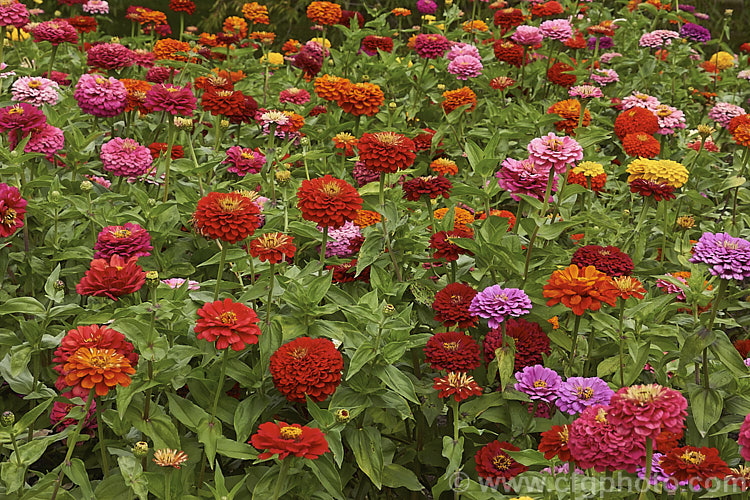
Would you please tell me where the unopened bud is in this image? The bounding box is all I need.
[53,280,65,291]
[388,102,397,110]
[361,74,369,81]
[145,270,159,287]
[335,409,350,423]
[80,180,93,192]
[132,441,149,458]
[437,83,446,90]
[383,304,396,316]
[220,119,229,129]
[299,136,310,146]
[174,116,193,129]
[275,170,291,183]
[1,411,14,426]
[49,190,61,202]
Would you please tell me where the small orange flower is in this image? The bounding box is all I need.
[223,16,248,38]
[434,207,474,232]
[307,1,342,25]
[547,316,560,329]
[153,449,189,468]
[242,2,270,24]
[249,31,275,44]
[547,99,590,134]
[248,232,296,264]
[199,32,221,47]
[63,347,135,396]
[430,158,458,176]
[352,209,381,228]
[282,39,302,55]
[392,7,411,16]
[542,264,619,315]
[442,87,477,114]
[332,132,358,156]
[462,20,489,33]
[153,38,191,61]
[336,82,384,117]
[612,276,647,300]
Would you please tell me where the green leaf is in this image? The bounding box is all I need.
[690,387,723,438]
[1,462,24,494]
[307,454,344,499]
[495,338,515,392]
[382,463,423,491]
[197,418,221,466]
[166,392,209,432]
[356,232,383,277]
[377,364,419,404]
[0,297,46,316]
[346,342,377,380]
[710,332,749,378]
[623,341,650,386]
[64,458,93,499]
[718,176,746,192]
[216,437,257,460]
[344,426,384,489]
[118,456,148,500]
[504,449,548,466]
[306,397,336,428]
[234,393,269,442]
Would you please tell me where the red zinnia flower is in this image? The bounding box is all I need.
[0,182,27,238]
[660,446,730,489]
[474,441,528,482]
[734,339,750,358]
[361,35,393,55]
[539,425,572,461]
[483,318,551,370]
[201,88,244,116]
[248,232,295,264]
[297,175,362,229]
[195,298,262,351]
[612,276,646,300]
[429,228,474,262]
[76,255,145,301]
[547,61,576,87]
[357,132,416,174]
[433,372,482,401]
[192,192,261,243]
[432,282,478,329]
[63,347,135,396]
[413,128,441,151]
[493,8,523,31]
[169,0,196,14]
[423,331,481,372]
[269,336,343,402]
[250,421,329,460]
[656,428,682,453]
[571,245,634,277]
[531,0,563,18]
[402,175,452,201]
[327,259,370,283]
[493,40,525,67]
[629,178,675,201]
[148,142,184,160]
[622,133,660,158]
[614,107,659,140]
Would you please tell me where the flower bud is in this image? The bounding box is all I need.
[132,441,149,458]
[220,119,229,130]
[437,83,445,90]
[335,409,350,423]
[53,280,65,291]
[676,215,695,229]
[275,170,291,184]
[1,410,14,426]
[49,190,61,202]
[300,136,310,147]
[361,74,369,81]
[174,116,193,129]
[110,37,120,44]
[145,270,159,287]
[383,304,396,316]
[388,102,397,110]
[80,180,93,192]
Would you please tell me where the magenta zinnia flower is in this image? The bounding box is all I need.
[0,103,46,133]
[319,221,362,258]
[414,33,450,59]
[94,222,153,260]
[496,157,557,201]
[689,232,750,280]
[527,133,583,174]
[100,137,153,177]
[739,414,750,461]
[447,43,480,61]
[86,43,134,71]
[606,384,687,441]
[278,88,311,105]
[144,83,196,116]
[74,74,127,117]
[447,55,483,80]
[511,25,543,46]
[25,124,64,159]
[222,146,265,176]
[0,182,26,238]
[514,364,562,402]
[468,285,532,328]
[31,19,79,45]
[11,76,60,106]
[0,1,29,29]
[555,376,614,415]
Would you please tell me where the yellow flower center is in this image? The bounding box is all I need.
[28,80,42,88]
[320,182,341,197]
[7,106,23,115]
[3,208,17,224]
[595,408,607,423]
[112,229,132,238]
[576,386,594,400]
[280,426,303,439]
[443,341,459,351]
[289,347,308,360]
[492,454,512,471]
[218,311,237,324]
[217,197,242,212]
[680,450,705,465]
[533,380,547,388]
[165,87,181,93]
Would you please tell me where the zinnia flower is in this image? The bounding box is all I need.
[0,1,28,29]
[87,43,134,71]
[195,298,261,351]
[153,449,189,468]
[94,222,152,260]
[31,19,78,45]
[250,421,329,460]
[542,264,619,315]
[447,55,483,80]
[567,161,606,192]
[511,25,543,46]
[192,192,261,244]
[248,232,295,264]
[442,87,477,114]
[514,365,562,402]
[0,182,27,238]
[63,347,135,396]
[306,1,341,25]
[222,146,265,176]
[659,446,730,489]
[429,228,474,262]
[269,336,343,402]
[483,318,550,370]
[433,372,483,401]
[432,282,478,329]
[606,384,687,441]
[50,392,97,431]
[614,107,660,139]
[357,132,416,174]
[622,133,660,158]
[297,175,362,229]
[739,414,750,462]
[144,83,197,116]
[413,33,450,59]
[571,245,633,277]
[100,137,152,177]
[469,286,532,328]
[74,74,127,118]
[612,276,647,300]
[423,331,481,372]
[539,425,571,461]
[336,82,384,116]
[402,176,452,201]
[474,441,528,482]
[76,255,146,300]
[496,157,557,201]
[527,133,583,174]
[11,76,60,107]
[689,232,750,280]
[555,377,614,414]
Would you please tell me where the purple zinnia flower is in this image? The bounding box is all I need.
[94,222,153,260]
[689,232,750,280]
[447,55,483,80]
[680,22,710,43]
[11,76,60,106]
[468,285,532,328]
[416,0,437,15]
[514,365,562,402]
[74,74,127,118]
[708,102,746,128]
[555,376,614,415]
[527,132,583,174]
[511,25,543,46]
[414,33,450,59]
[587,36,613,51]
[100,137,153,177]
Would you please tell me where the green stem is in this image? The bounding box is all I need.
[319,227,329,265]
[577,100,588,131]
[425,197,436,235]
[8,428,22,466]
[161,120,176,203]
[539,167,556,218]
[702,279,728,389]
[638,438,653,500]
[47,44,59,78]
[96,397,109,477]
[0,26,5,67]
[569,315,582,376]
[512,199,524,235]
[451,398,461,500]
[266,263,275,327]
[214,244,227,301]
[522,225,539,283]
[661,200,669,261]
[165,469,172,500]
[271,459,291,500]
[379,173,403,281]
[209,349,228,425]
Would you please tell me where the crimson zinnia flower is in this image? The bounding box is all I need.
[93,222,152,260]
[483,318,550,370]
[248,232,295,263]
[250,421,329,460]
[433,372,482,401]
[402,175,452,201]
[474,441,528,482]
[76,255,146,300]
[195,298,262,351]
[432,282,478,329]
[296,175,362,229]
[193,192,261,243]
[629,178,675,201]
[660,446,731,489]
[539,424,572,461]
[607,384,687,441]
[0,182,27,238]
[357,132,416,173]
[429,228,474,262]
[571,245,634,277]
[63,347,135,396]
[423,331,480,372]
[201,88,244,116]
[269,336,343,402]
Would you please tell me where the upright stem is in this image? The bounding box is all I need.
[451,398,461,500]
[319,227,329,265]
[512,199,524,235]
[569,315,582,376]
[271,459,291,500]
[161,120,176,203]
[214,244,227,301]
[96,397,109,477]
[617,300,626,387]
[638,438,654,500]
[379,173,403,281]
[702,279,728,389]
[0,26,5,67]
[425,197,436,235]
[661,200,669,261]
[165,469,173,500]
[47,44,59,78]
[209,349,228,425]
[266,263,275,327]
[539,168,556,217]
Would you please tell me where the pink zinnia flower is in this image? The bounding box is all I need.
[278,87,310,105]
[100,137,152,177]
[446,42,480,61]
[0,102,46,133]
[527,132,583,174]
[539,19,573,41]
[31,19,79,45]
[447,55,483,80]
[606,384,687,441]
[740,414,750,461]
[569,84,603,99]
[511,25,543,46]
[414,33,450,59]
[708,102,746,128]
[599,52,622,63]
[591,68,619,85]
[654,104,686,135]
[161,278,200,290]
[86,175,111,188]
[25,123,64,159]
[319,220,361,258]
[622,91,660,112]
[222,146,265,176]
[11,76,60,106]
[496,157,557,201]
[94,222,152,260]
[131,49,155,68]
[74,74,127,117]
[87,43,134,70]
[0,1,28,28]
[83,0,109,14]
[144,83,196,116]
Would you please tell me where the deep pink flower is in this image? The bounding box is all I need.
[74,74,127,117]
[100,137,152,177]
[739,413,750,461]
[496,157,557,201]
[94,222,152,260]
[0,182,26,238]
[31,19,78,45]
[0,1,28,28]
[527,132,583,174]
[87,43,134,70]
[414,33,450,59]
[25,124,64,159]
[222,146,265,176]
[144,83,196,116]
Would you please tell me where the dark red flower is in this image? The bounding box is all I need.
[660,446,731,489]
[531,0,563,18]
[432,282,478,329]
[357,132,416,174]
[76,255,145,301]
[361,35,393,55]
[474,441,528,482]
[250,421,329,460]
[614,107,660,140]
[65,16,96,34]
[248,232,295,264]
[547,61,576,87]
[297,175,362,229]
[308,104,327,117]
[493,8,524,31]
[564,30,587,49]
[429,228,474,262]
[424,331,481,372]
[402,175,452,201]
[539,425,571,461]
[195,298,262,351]
[93,222,152,260]
[269,336,343,402]
[655,429,682,453]
[629,178,675,201]
[338,10,364,27]
[327,259,370,283]
[228,93,259,124]
[734,339,750,358]
[483,318,551,370]
[169,0,196,14]
[148,142,184,160]
[0,182,27,238]
[192,192,261,243]
[413,128,440,151]
[201,88,244,116]
[571,245,634,277]
[493,39,525,67]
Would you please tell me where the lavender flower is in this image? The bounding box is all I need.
[468,285,532,328]
[514,365,562,402]
[555,376,614,415]
[689,232,750,280]
[680,22,711,43]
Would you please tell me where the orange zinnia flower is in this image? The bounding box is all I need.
[314,74,352,102]
[306,1,342,25]
[430,158,458,176]
[248,232,296,264]
[241,2,270,24]
[153,449,189,468]
[153,38,191,61]
[336,82,384,116]
[542,264,619,315]
[223,16,248,38]
[63,347,135,396]
[442,87,477,114]
[612,276,647,300]
[121,78,153,114]
[352,209,381,228]
[392,7,411,16]
[547,99,590,134]
[434,207,475,231]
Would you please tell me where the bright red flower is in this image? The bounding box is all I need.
[201,88,244,116]
[192,192,261,243]
[357,132,416,174]
[547,61,576,87]
[493,39,525,67]
[614,107,660,139]
[429,228,474,262]
[629,178,675,201]
[539,425,572,461]
[195,298,262,351]
[660,446,730,489]
[474,441,528,482]
[433,372,482,401]
[493,8,523,31]
[269,336,343,402]
[483,318,550,370]
[297,175,362,229]
[148,142,184,160]
[63,347,135,397]
[0,182,27,238]
[248,232,295,264]
[432,282,478,329]
[424,331,481,372]
[76,255,145,301]
[531,0,563,18]
[250,421,329,460]
[622,133,660,158]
